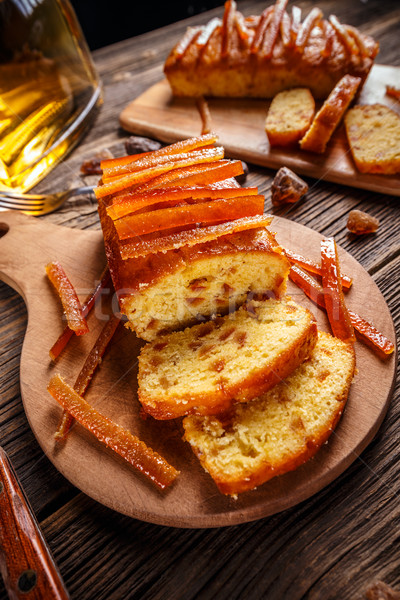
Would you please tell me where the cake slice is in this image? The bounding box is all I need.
[100,200,290,341]
[164,0,378,99]
[183,331,355,495]
[265,88,315,146]
[138,298,317,419]
[344,104,400,174]
[299,74,361,153]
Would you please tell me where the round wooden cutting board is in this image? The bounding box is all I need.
[0,211,396,528]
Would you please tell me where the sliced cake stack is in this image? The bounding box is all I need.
[95,134,356,496]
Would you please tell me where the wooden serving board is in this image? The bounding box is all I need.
[0,211,396,528]
[120,64,400,197]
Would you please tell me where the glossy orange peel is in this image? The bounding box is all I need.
[55,314,120,440]
[48,374,179,489]
[49,268,111,360]
[114,195,265,240]
[320,238,355,343]
[46,261,89,336]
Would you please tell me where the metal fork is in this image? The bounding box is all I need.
[0,185,95,216]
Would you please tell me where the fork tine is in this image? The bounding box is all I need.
[0,191,45,200]
[0,196,44,210]
[0,199,44,212]
[0,196,44,207]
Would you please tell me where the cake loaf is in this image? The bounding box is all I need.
[183,331,356,496]
[96,134,290,341]
[138,298,317,419]
[164,0,378,99]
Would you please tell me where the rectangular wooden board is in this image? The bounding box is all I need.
[119,64,400,197]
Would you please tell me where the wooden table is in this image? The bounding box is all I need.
[1,1,399,598]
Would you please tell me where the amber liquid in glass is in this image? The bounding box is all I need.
[0,0,102,191]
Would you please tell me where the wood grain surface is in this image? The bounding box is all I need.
[0,210,395,527]
[0,0,399,598]
[120,65,400,197]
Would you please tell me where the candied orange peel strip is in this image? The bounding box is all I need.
[133,160,243,192]
[48,374,179,489]
[289,265,394,359]
[196,97,213,135]
[221,0,236,57]
[262,0,288,57]
[347,310,395,359]
[235,12,252,43]
[295,7,322,51]
[320,238,355,343]
[251,6,273,52]
[102,147,223,182]
[320,20,335,58]
[114,195,265,240]
[196,17,222,49]
[291,5,302,39]
[46,261,89,336]
[95,148,225,198]
[49,268,111,361]
[329,15,359,55]
[119,215,273,259]
[174,26,202,59]
[55,314,121,440]
[101,133,217,173]
[280,11,292,47]
[282,247,352,290]
[107,186,258,220]
[386,86,400,100]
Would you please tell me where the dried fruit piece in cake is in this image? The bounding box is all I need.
[183,331,355,495]
[137,298,317,419]
[300,74,361,153]
[344,104,400,174]
[265,88,315,146]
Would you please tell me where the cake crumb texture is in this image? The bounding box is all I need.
[183,331,355,495]
[138,298,317,419]
[344,104,400,174]
[265,88,315,146]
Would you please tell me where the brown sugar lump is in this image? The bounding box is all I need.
[265,88,315,146]
[183,331,355,496]
[346,209,379,234]
[344,104,400,174]
[271,167,309,206]
[138,298,318,420]
[300,74,362,153]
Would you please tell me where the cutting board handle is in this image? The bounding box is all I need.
[0,211,46,298]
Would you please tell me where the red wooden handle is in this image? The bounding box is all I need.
[0,447,70,600]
